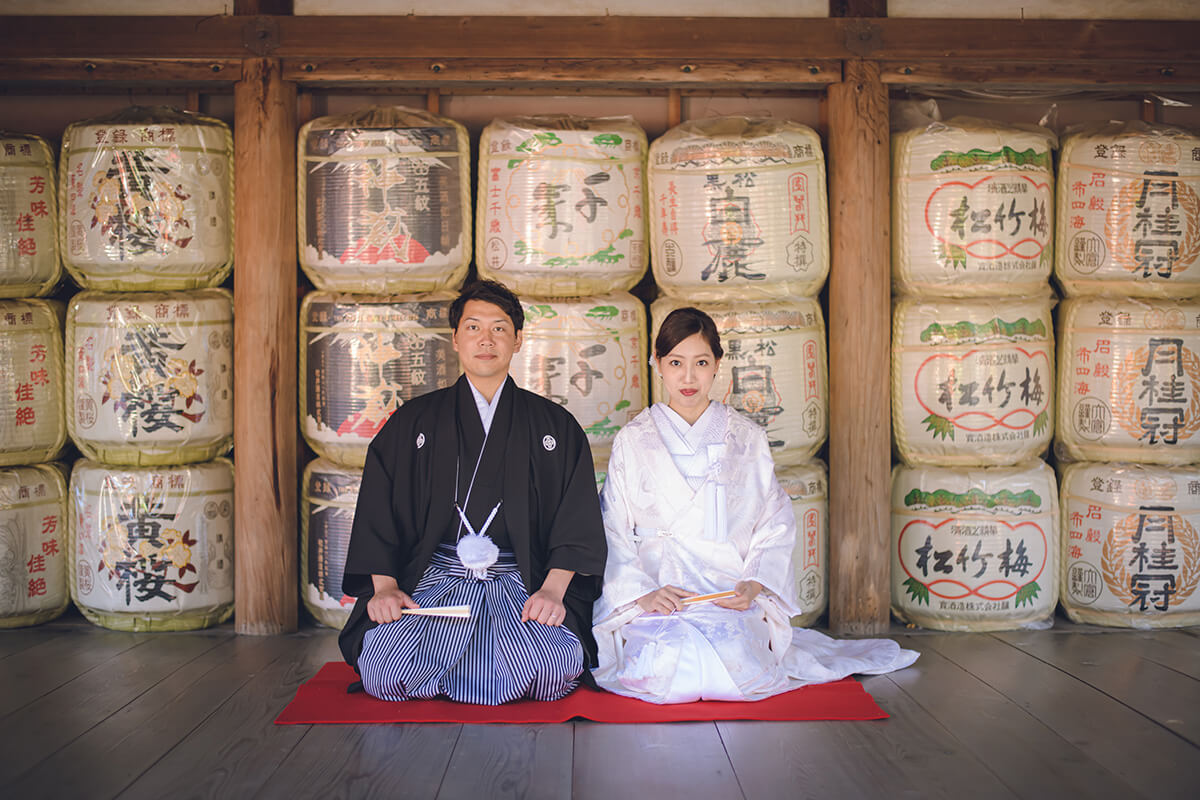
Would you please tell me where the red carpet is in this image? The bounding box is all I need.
[275,662,888,724]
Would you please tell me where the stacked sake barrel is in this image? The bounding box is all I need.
[59,107,236,631]
[1055,122,1200,628]
[890,117,1060,631]
[298,107,470,628]
[480,116,650,459]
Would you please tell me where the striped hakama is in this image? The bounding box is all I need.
[358,545,584,704]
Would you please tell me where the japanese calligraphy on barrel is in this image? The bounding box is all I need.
[477,115,648,296]
[511,293,647,452]
[69,458,234,631]
[0,299,66,467]
[893,295,1055,466]
[1060,462,1200,628]
[301,458,359,630]
[1057,297,1200,464]
[650,297,827,466]
[1,132,60,298]
[0,464,69,628]
[893,118,1056,297]
[891,459,1059,631]
[298,106,470,294]
[1056,122,1200,298]
[66,290,234,466]
[301,291,459,467]
[650,117,829,300]
[777,459,828,627]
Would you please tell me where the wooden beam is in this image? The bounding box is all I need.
[667,89,682,129]
[827,60,891,636]
[0,59,240,84]
[234,58,298,635]
[880,60,1200,89]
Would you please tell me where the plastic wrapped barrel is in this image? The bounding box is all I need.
[777,459,828,627]
[891,459,1058,631]
[1060,462,1200,629]
[892,117,1056,297]
[58,106,233,291]
[66,290,233,466]
[477,115,648,296]
[301,291,459,467]
[893,295,1054,466]
[69,458,234,632]
[650,117,829,300]
[1,132,60,298]
[511,293,647,452]
[1056,122,1200,298]
[0,299,66,467]
[0,464,69,628]
[301,458,360,630]
[298,106,470,294]
[1057,297,1200,465]
[651,297,827,465]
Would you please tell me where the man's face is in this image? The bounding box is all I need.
[452,299,523,383]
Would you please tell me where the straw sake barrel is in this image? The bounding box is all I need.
[892,295,1054,466]
[1056,122,1200,298]
[0,464,69,628]
[58,107,233,290]
[891,459,1058,631]
[301,291,459,467]
[0,299,66,467]
[650,117,829,300]
[777,459,828,627]
[1057,297,1200,465]
[0,132,60,298]
[593,446,610,494]
[892,117,1056,297]
[301,458,360,630]
[1060,462,1200,628]
[66,290,233,466]
[511,293,647,452]
[298,106,470,294]
[69,458,234,632]
[651,297,827,465]
[477,115,648,296]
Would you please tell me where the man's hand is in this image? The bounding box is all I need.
[636,585,697,615]
[522,568,574,626]
[367,574,419,623]
[713,580,762,611]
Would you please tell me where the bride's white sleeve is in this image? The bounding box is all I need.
[738,429,801,616]
[594,435,659,621]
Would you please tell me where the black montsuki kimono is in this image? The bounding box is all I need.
[339,375,608,674]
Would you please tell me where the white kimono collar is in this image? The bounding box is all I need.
[652,401,727,455]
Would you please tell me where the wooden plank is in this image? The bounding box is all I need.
[926,633,1199,797]
[827,59,890,635]
[0,630,148,719]
[233,57,299,635]
[0,59,240,83]
[437,725,572,800]
[1126,630,1200,680]
[572,722,743,800]
[879,60,1200,88]
[0,628,61,659]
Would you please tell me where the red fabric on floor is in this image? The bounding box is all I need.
[274,662,888,724]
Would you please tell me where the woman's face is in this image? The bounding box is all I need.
[659,332,720,418]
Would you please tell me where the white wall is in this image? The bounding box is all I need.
[0,0,229,13]
[293,1,828,16]
[890,0,1200,20]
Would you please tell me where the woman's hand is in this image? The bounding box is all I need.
[636,585,697,615]
[714,580,762,611]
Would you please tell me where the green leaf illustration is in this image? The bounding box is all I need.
[593,133,622,147]
[614,399,631,411]
[586,305,619,320]
[617,228,634,240]
[527,304,557,321]
[923,413,956,441]
[1033,410,1049,436]
[903,577,930,606]
[588,245,624,264]
[1014,581,1041,608]
[938,241,968,270]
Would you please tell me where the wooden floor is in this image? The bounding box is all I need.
[1,610,1197,800]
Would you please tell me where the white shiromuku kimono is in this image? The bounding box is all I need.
[592,402,917,703]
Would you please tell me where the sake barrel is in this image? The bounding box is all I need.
[650,117,829,300]
[0,299,66,467]
[1056,122,1200,298]
[0,464,69,628]
[892,117,1056,297]
[650,297,827,465]
[301,458,359,630]
[66,290,234,466]
[777,459,828,627]
[1060,462,1200,628]
[1057,297,1200,464]
[892,295,1054,467]
[1,132,60,298]
[891,459,1059,631]
[59,106,233,290]
[298,106,470,294]
[512,293,647,451]
[69,458,234,632]
[477,115,648,296]
[301,291,459,467]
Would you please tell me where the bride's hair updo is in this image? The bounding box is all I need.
[654,307,723,361]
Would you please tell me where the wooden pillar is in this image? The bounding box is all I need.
[827,60,890,635]
[234,58,298,634]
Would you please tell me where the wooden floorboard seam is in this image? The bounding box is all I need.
[715,719,764,800]
[433,721,468,797]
